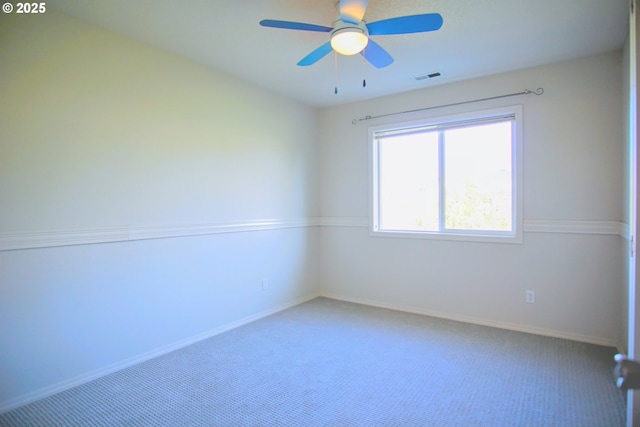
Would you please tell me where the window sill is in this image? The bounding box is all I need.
[370,228,523,244]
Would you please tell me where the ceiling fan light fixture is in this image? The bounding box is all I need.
[331,27,369,55]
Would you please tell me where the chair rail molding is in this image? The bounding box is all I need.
[0,218,319,251]
[0,217,626,251]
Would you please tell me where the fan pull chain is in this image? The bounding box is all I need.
[334,51,339,94]
[362,51,367,88]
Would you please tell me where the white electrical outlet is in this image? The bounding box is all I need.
[525,290,535,304]
[261,278,269,291]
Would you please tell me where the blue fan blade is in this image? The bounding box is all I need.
[367,13,443,35]
[361,39,393,68]
[339,0,368,24]
[260,19,332,33]
[297,42,333,66]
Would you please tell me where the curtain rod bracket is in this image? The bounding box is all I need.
[351,88,544,125]
[525,88,544,95]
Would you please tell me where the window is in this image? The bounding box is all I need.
[370,106,523,243]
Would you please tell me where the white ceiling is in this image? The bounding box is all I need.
[50,0,629,108]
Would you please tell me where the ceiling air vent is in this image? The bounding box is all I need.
[414,72,441,81]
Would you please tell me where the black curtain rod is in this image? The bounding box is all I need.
[351,88,544,125]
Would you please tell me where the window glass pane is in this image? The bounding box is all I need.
[378,131,439,231]
[443,121,512,231]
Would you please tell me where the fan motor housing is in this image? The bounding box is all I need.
[331,19,369,38]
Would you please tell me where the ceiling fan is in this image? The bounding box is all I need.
[259,0,443,69]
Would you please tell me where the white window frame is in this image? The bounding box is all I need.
[369,105,523,244]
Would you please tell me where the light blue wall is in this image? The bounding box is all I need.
[0,9,319,407]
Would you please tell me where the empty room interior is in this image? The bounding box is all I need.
[2,0,640,425]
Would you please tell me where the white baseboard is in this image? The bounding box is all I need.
[0,293,320,414]
[320,292,619,348]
